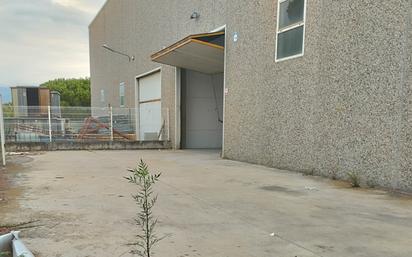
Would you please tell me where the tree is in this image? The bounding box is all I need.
[40,78,91,107]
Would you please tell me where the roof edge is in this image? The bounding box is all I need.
[151,32,225,60]
[89,0,111,28]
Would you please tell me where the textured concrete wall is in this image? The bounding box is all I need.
[90,0,412,191]
[402,0,412,191]
[223,0,412,191]
[312,0,412,190]
[224,0,322,170]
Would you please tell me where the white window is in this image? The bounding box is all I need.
[119,82,125,107]
[276,0,307,61]
[100,89,105,103]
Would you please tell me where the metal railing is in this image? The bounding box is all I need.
[1,105,170,143]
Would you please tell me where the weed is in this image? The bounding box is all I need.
[347,171,361,188]
[0,220,40,234]
[303,168,316,176]
[366,179,376,188]
[329,169,338,180]
[125,160,162,257]
[0,251,11,257]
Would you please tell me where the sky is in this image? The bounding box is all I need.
[0,0,106,87]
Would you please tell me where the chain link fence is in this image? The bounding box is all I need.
[2,106,169,143]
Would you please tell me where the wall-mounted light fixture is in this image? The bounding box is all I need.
[102,44,135,62]
[190,11,200,20]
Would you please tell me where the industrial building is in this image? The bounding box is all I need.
[11,86,61,117]
[89,0,412,191]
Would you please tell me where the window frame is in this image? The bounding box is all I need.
[275,0,307,62]
[119,82,125,107]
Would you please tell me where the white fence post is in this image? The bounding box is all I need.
[109,106,114,141]
[48,105,52,143]
[135,105,139,141]
[0,95,6,166]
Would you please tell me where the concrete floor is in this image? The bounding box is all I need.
[1,150,412,257]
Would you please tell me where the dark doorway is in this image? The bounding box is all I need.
[181,69,224,149]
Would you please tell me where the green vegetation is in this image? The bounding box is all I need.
[303,168,315,176]
[40,78,91,107]
[347,171,361,188]
[329,169,338,180]
[2,103,14,117]
[125,160,162,257]
[0,251,11,257]
[0,220,40,234]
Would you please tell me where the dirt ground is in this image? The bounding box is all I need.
[1,150,412,257]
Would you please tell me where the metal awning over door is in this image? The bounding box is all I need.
[151,32,224,74]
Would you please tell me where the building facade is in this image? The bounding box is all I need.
[89,0,412,191]
[11,86,61,117]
